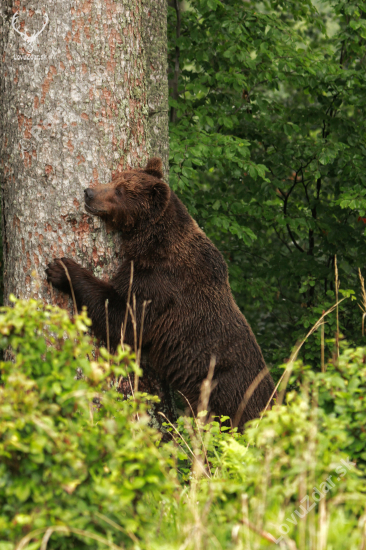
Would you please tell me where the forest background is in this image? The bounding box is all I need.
[2,1,366,549]
[168,0,366,376]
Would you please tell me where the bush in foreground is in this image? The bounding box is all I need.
[0,298,175,550]
[0,298,366,549]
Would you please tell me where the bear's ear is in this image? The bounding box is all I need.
[144,157,163,179]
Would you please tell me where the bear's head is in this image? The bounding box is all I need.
[84,158,171,231]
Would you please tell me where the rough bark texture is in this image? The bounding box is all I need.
[0,0,175,428]
[143,0,169,177]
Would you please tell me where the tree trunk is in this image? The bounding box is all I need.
[143,0,169,175]
[0,0,176,428]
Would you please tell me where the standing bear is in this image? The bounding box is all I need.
[46,158,275,427]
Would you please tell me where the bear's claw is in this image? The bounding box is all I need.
[46,257,75,291]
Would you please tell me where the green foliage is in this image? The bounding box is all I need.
[168,0,366,369]
[156,359,366,549]
[0,298,175,550]
[1,299,366,549]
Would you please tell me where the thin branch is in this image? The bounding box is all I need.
[273,226,293,254]
[283,170,305,252]
[300,166,311,205]
[286,224,304,253]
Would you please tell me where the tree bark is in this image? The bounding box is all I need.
[143,0,169,176]
[0,0,176,428]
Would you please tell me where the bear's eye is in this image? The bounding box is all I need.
[115,187,123,197]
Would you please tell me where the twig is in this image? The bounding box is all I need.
[59,260,78,316]
[40,527,55,550]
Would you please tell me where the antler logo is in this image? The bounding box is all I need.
[12,10,49,53]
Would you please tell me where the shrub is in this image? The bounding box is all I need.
[0,297,176,550]
[1,297,366,550]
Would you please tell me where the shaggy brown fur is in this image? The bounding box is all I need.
[46,158,275,427]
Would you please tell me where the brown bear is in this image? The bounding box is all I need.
[46,158,275,427]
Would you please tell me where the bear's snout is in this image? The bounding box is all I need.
[84,188,95,200]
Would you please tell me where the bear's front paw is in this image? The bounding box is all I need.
[45,257,78,292]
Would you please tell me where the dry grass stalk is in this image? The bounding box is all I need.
[239,517,292,546]
[16,525,124,550]
[318,497,327,550]
[157,411,210,479]
[256,297,346,426]
[127,301,139,392]
[359,505,366,550]
[95,512,140,544]
[308,397,318,550]
[241,494,250,548]
[89,400,94,425]
[233,367,269,429]
[105,298,110,357]
[59,260,78,316]
[121,260,134,348]
[138,300,151,358]
[177,390,212,476]
[358,268,366,337]
[117,261,134,396]
[197,355,216,418]
[320,313,325,373]
[298,471,306,549]
[335,255,340,358]
[127,296,138,354]
[191,359,217,480]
